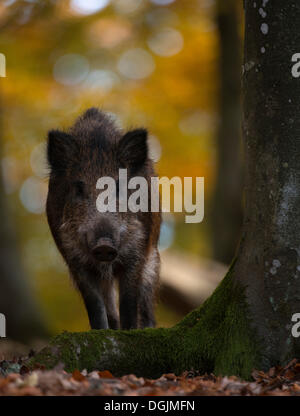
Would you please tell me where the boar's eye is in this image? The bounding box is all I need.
[74,181,86,199]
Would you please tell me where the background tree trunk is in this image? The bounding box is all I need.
[0,91,47,342]
[28,1,300,378]
[211,0,243,265]
[0,174,47,342]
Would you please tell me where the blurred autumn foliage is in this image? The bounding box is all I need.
[0,0,242,336]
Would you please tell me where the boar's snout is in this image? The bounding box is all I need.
[84,220,119,262]
[92,238,117,262]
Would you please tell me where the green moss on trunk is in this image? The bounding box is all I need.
[27,267,261,380]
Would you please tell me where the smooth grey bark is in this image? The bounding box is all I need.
[211,0,243,264]
[231,0,300,369]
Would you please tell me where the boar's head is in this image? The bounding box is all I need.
[46,108,154,270]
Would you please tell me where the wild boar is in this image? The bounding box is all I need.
[46,108,161,330]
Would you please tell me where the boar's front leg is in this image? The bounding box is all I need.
[76,279,109,330]
[100,279,119,330]
[138,249,160,329]
[119,272,139,330]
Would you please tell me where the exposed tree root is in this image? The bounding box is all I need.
[27,266,260,380]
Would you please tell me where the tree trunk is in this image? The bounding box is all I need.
[0,174,48,342]
[233,0,300,369]
[28,1,300,378]
[0,89,48,342]
[211,0,243,264]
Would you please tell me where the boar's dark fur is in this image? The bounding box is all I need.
[46,108,161,330]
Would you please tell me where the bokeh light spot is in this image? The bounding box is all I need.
[70,0,110,15]
[53,54,89,86]
[3,0,17,6]
[84,70,120,92]
[159,214,175,251]
[87,18,132,49]
[179,111,215,135]
[151,0,175,5]
[19,176,48,214]
[117,48,155,80]
[114,0,142,15]
[146,8,179,27]
[148,27,183,57]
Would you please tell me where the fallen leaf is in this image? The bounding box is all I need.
[98,370,114,379]
[72,369,86,382]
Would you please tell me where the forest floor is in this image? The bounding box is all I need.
[0,355,300,396]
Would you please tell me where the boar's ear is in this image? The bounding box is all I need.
[118,128,148,171]
[47,129,73,174]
